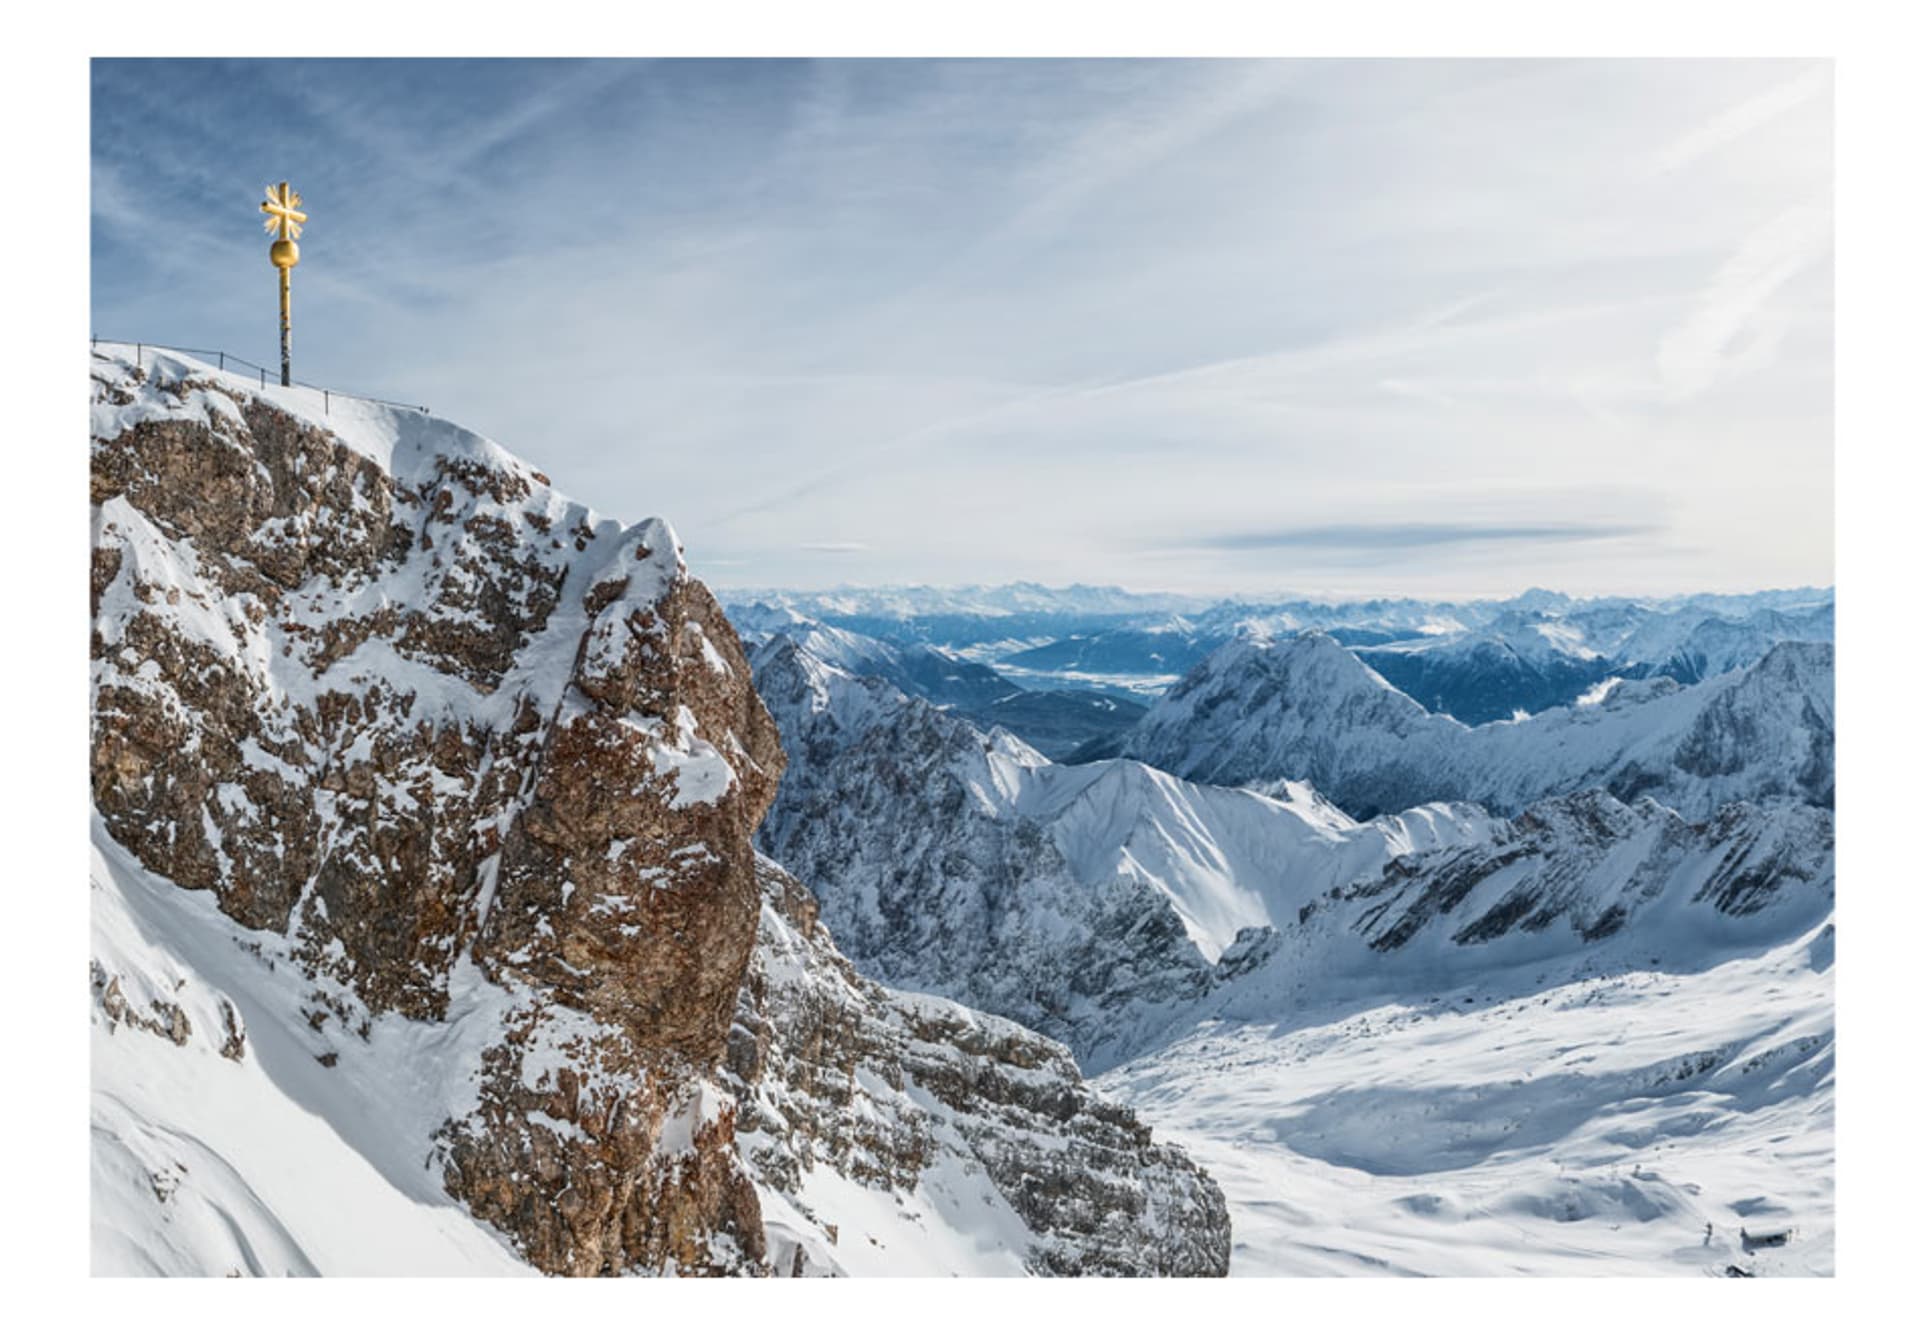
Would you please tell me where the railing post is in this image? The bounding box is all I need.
[324,389,330,415]
[135,343,142,369]
[219,352,225,371]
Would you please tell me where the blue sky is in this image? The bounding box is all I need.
[91,58,1832,597]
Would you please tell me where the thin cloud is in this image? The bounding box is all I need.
[1657,204,1831,399]
[1653,63,1829,173]
[800,540,870,553]
[1192,521,1662,551]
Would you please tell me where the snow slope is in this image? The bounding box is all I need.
[1100,923,1834,1276]
[1095,786,1834,1276]
[91,820,535,1276]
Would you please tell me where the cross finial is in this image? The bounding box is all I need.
[261,181,307,242]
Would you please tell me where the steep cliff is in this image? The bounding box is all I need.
[728,858,1229,1275]
[88,346,1227,1276]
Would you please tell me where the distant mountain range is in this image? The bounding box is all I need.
[721,584,1834,728]
[727,603,1145,758]
[1100,632,1832,820]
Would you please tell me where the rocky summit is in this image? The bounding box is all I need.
[87,346,1229,1277]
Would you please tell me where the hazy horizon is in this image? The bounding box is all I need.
[705,575,1835,605]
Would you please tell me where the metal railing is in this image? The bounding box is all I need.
[91,337,430,416]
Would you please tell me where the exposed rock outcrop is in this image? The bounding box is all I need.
[729,858,1230,1276]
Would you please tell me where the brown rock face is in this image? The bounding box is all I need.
[476,576,782,1065]
[91,349,782,1272]
[440,1027,768,1275]
[444,574,786,1273]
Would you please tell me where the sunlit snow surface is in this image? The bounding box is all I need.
[1097,923,1833,1276]
[90,820,536,1276]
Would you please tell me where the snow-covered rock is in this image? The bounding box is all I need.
[1201,791,1833,1019]
[1610,602,1835,684]
[728,857,1229,1276]
[1353,611,1615,724]
[89,346,1227,1276]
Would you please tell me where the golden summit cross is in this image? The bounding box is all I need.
[260,181,306,241]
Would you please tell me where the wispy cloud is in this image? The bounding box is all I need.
[1657,204,1831,399]
[89,160,148,236]
[800,540,869,553]
[1653,63,1830,173]
[1189,521,1662,552]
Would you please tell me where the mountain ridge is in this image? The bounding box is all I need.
[88,345,1229,1276]
[1110,632,1833,819]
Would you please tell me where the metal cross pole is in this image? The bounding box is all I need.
[278,264,292,386]
[261,182,307,388]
